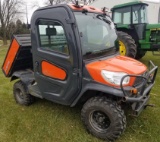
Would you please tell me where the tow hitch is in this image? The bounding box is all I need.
[145,104,155,108]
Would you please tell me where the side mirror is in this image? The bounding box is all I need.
[46,27,57,36]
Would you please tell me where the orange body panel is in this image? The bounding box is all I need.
[68,4,103,13]
[86,55,147,87]
[2,39,20,76]
[41,61,67,80]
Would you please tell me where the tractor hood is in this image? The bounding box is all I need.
[86,55,147,86]
[146,24,160,30]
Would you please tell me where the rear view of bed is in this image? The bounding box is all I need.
[2,34,33,77]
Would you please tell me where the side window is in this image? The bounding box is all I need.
[133,11,138,24]
[113,7,131,25]
[38,20,69,55]
[123,12,130,24]
[114,12,122,24]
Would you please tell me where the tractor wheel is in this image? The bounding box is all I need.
[81,97,126,141]
[13,80,35,106]
[117,31,137,58]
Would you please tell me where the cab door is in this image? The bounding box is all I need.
[31,6,81,105]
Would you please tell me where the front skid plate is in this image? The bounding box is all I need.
[131,95,150,116]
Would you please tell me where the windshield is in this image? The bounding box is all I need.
[75,12,118,59]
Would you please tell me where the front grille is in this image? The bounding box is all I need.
[150,29,160,42]
[133,72,147,86]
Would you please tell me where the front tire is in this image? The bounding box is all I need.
[13,80,35,106]
[81,97,126,141]
[117,31,137,58]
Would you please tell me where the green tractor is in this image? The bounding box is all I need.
[111,1,160,59]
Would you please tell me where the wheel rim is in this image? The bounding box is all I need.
[15,88,24,100]
[89,110,111,133]
[119,40,126,56]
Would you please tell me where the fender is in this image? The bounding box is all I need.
[71,82,124,107]
[11,70,35,85]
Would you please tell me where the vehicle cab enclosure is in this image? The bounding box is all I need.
[30,3,125,106]
[112,1,160,52]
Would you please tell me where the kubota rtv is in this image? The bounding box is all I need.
[2,1,158,141]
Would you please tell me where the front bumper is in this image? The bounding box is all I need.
[120,61,158,116]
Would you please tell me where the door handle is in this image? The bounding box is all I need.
[35,61,39,72]
[73,68,81,77]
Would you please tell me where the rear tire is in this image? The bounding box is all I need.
[117,31,137,58]
[13,80,35,106]
[135,51,147,59]
[81,97,126,141]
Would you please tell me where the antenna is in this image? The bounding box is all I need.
[71,0,95,6]
[71,0,82,7]
[75,0,79,6]
[102,7,110,16]
[84,0,95,5]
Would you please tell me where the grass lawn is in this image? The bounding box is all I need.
[0,46,160,142]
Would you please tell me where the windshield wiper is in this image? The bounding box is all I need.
[85,48,113,55]
[103,18,111,25]
[96,14,111,25]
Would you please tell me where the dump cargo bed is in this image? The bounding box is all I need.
[2,34,33,77]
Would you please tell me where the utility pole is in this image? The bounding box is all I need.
[26,4,29,25]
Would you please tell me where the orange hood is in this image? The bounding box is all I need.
[86,55,147,86]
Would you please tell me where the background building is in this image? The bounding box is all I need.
[90,0,160,24]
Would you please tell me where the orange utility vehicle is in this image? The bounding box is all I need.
[2,1,158,141]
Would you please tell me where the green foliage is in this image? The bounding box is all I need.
[0,0,24,45]
[0,48,160,142]
[0,19,30,40]
[15,19,30,35]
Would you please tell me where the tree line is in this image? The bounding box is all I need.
[0,0,95,45]
[3,19,30,41]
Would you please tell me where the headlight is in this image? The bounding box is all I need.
[101,70,130,85]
